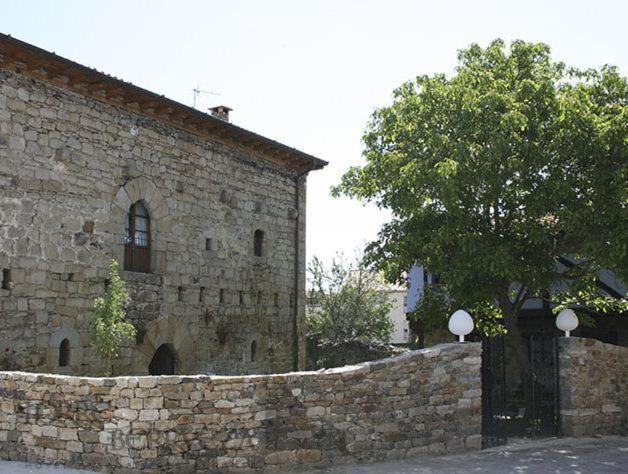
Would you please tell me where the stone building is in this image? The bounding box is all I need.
[0,33,326,376]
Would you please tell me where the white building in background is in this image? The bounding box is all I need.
[384,286,411,343]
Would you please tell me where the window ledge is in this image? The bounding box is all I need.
[121,271,162,286]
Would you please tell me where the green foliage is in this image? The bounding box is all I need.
[91,260,136,376]
[307,254,394,347]
[410,285,506,338]
[552,277,628,327]
[409,284,450,332]
[333,39,627,331]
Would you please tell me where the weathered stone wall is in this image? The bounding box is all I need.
[0,67,307,376]
[0,343,481,472]
[558,337,628,436]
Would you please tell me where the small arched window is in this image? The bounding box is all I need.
[253,230,265,257]
[250,340,257,363]
[59,339,70,367]
[124,201,151,273]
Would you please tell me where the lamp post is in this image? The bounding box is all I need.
[555,308,578,337]
[448,309,474,342]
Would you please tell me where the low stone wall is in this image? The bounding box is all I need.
[559,337,628,436]
[0,343,481,472]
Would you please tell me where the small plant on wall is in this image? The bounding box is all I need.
[91,259,136,376]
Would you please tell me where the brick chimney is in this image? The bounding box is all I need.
[209,105,232,122]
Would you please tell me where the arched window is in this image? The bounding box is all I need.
[58,339,70,367]
[148,344,176,375]
[253,230,265,257]
[250,340,257,363]
[124,201,151,273]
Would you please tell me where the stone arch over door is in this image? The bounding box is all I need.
[110,176,170,274]
[130,315,193,374]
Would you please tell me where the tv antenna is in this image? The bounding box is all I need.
[193,86,220,109]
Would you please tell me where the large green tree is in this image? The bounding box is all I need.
[333,40,627,372]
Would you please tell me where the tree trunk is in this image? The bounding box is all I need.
[498,292,536,428]
[408,317,424,348]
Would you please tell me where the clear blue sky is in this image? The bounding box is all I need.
[2,0,626,265]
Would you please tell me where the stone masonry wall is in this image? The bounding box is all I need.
[0,67,307,376]
[558,337,628,436]
[0,343,481,472]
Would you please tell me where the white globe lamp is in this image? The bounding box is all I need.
[448,309,474,342]
[556,308,578,337]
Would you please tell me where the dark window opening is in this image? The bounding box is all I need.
[250,340,257,363]
[274,292,279,307]
[219,289,225,304]
[239,291,244,305]
[177,286,183,302]
[253,230,265,257]
[58,339,70,367]
[124,201,151,273]
[289,294,294,308]
[257,291,262,304]
[1,269,10,290]
[104,278,110,294]
[205,238,212,251]
[148,344,176,375]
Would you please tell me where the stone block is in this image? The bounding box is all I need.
[214,400,235,409]
[58,428,78,440]
[296,449,322,463]
[139,409,159,421]
[41,426,58,438]
[99,431,112,445]
[144,397,164,409]
[264,450,297,465]
[305,406,326,417]
[66,441,83,453]
[254,409,277,421]
[114,408,138,421]
[465,434,482,449]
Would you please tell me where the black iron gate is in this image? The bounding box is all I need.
[481,334,560,448]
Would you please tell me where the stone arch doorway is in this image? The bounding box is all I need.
[148,344,177,375]
[130,315,194,374]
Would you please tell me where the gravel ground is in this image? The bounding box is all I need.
[0,436,626,473]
